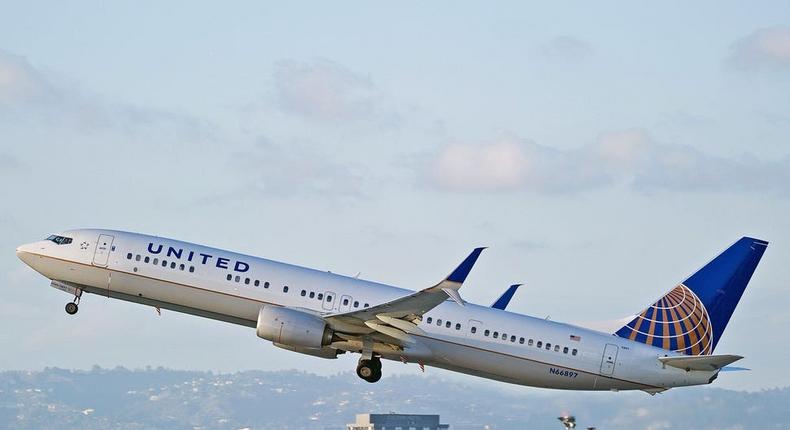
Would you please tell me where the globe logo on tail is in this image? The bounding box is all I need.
[616,284,713,355]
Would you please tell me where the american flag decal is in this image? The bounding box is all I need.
[569,335,581,341]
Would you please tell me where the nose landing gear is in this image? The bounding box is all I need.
[65,289,82,315]
[356,356,382,383]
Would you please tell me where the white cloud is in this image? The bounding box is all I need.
[273,59,387,123]
[431,135,608,193]
[0,48,217,142]
[428,130,790,196]
[727,26,790,71]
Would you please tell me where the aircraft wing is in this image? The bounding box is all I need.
[324,247,485,342]
[658,354,743,371]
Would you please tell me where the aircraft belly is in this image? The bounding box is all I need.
[108,270,261,321]
[417,336,613,390]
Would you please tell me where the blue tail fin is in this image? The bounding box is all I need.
[615,237,768,355]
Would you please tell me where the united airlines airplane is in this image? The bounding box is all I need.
[16,229,767,393]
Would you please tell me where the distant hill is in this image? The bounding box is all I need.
[0,367,787,429]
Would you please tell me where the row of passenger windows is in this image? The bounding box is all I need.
[425,316,463,331]
[224,274,371,308]
[424,316,578,356]
[127,253,195,273]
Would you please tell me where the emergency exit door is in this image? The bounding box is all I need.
[600,343,619,375]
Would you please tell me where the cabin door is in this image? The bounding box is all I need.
[92,234,114,267]
[600,343,619,375]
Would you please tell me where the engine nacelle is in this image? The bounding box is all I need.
[256,306,333,349]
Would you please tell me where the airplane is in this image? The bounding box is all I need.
[16,229,767,393]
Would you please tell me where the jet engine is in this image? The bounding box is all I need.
[256,305,333,349]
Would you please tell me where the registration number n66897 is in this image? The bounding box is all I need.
[549,367,578,378]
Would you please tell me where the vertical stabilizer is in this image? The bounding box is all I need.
[615,237,768,355]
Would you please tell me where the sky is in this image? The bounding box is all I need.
[1,1,789,391]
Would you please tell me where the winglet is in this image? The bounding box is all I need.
[445,247,486,284]
[491,284,522,310]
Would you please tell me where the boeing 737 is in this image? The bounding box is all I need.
[16,229,767,393]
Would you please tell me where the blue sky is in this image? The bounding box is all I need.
[1,2,789,390]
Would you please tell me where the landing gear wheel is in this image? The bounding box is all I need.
[356,357,383,383]
[65,302,79,315]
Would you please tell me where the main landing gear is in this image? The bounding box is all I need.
[65,289,82,315]
[356,356,382,383]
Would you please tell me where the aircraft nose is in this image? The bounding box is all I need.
[16,242,37,260]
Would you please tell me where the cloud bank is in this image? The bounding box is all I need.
[429,130,790,196]
[727,26,790,71]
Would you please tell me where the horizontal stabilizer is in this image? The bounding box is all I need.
[658,354,743,371]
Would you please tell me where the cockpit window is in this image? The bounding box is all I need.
[46,235,73,245]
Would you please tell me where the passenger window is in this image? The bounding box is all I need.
[528,339,534,346]
[455,323,461,330]
[189,266,195,273]
[519,337,525,344]
[563,347,569,354]
[126,253,132,260]
[235,275,240,282]
[254,280,260,287]
[226,274,232,281]
[179,264,185,271]
[471,326,477,334]
[572,349,578,356]
[317,293,323,300]
[364,303,369,308]
[135,255,141,262]
[445,321,451,328]
[326,295,332,302]
[153,258,158,265]
[502,333,507,340]
[162,260,167,267]
[510,335,516,342]
[244,278,250,285]
[554,345,560,352]
[436,319,442,326]
[300,290,306,297]
[426,317,433,324]
[546,343,551,350]
[283,286,289,293]
[264,281,270,289]
[537,341,542,348]
[484,329,490,337]
[493,332,499,339]
[343,298,349,305]
[309,292,315,298]
[170,262,176,269]
[144,256,150,263]
[353,301,359,308]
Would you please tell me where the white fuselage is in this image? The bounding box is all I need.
[16,229,718,392]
